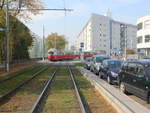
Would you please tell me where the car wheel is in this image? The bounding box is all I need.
[146,93,150,104]
[95,70,99,75]
[107,76,111,84]
[90,67,93,72]
[120,82,127,94]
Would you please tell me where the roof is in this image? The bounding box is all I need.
[127,60,150,66]
[104,59,123,62]
[93,55,109,58]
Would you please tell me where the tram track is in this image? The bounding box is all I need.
[31,65,87,113]
[0,66,57,113]
[0,63,116,113]
[30,67,58,113]
[0,65,48,103]
[68,66,86,113]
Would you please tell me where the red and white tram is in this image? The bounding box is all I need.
[48,49,94,61]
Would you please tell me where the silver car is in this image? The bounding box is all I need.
[90,55,109,75]
[84,58,92,70]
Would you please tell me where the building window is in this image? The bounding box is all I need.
[144,20,150,29]
[137,36,142,43]
[145,35,150,43]
[137,23,143,30]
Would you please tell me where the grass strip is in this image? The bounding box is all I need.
[73,62,85,67]
[0,65,44,96]
[0,64,39,82]
[72,67,117,113]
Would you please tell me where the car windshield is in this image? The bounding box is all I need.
[107,61,122,68]
[85,58,91,62]
[96,57,109,63]
[48,52,54,55]
[146,67,150,78]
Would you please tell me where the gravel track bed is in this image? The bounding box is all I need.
[41,66,81,113]
[0,66,56,113]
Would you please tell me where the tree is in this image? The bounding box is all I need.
[45,33,67,50]
[0,0,44,64]
[70,45,76,51]
[0,0,44,20]
[0,10,34,63]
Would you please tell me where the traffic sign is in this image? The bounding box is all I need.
[80,42,84,48]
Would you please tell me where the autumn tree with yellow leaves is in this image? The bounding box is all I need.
[0,0,44,64]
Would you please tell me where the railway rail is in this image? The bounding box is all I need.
[0,65,48,103]
[68,66,86,113]
[30,65,87,113]
[30,67,58,113]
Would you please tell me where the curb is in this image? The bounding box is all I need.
[78,67,150,113]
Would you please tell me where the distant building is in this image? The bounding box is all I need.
[137,15,150,56]
[29,37,43,58]
[75,13,137,56]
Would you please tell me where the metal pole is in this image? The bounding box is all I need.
[55,35,56,49]
[124,25,127,60]
[42,25,45,61]
[6,0,9,72]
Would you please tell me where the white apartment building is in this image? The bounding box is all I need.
[75,13,137,56]
[137,15,150,55]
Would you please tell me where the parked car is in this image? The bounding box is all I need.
[119,60,150,103]
[99,59,123,84]
[84,58,92,70]
[90,55,109,75]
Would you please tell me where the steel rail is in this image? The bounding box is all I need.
[0,64,42,83]
[68,66,87,113]
[30,68,58,113]
[0,66,48,103]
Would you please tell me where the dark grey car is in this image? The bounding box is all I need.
[119,60,150,103]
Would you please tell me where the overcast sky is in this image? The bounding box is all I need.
[24,0,150,46]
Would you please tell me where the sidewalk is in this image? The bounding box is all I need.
[79,67,150,113]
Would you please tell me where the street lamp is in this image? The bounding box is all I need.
[42,25,45,61]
